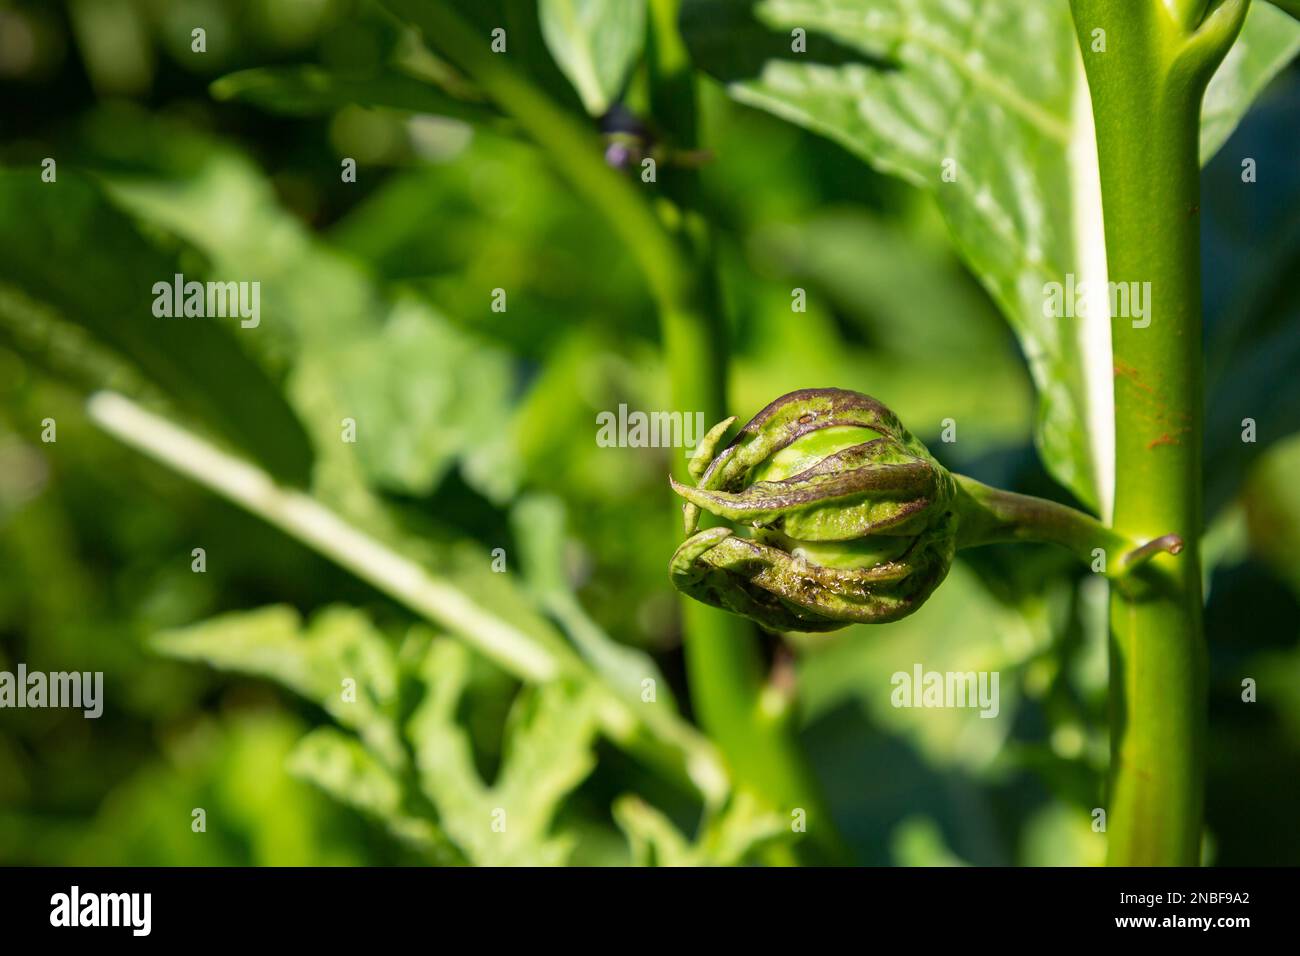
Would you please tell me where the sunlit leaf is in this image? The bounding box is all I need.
[287,727,457,861]
[154,605,405,769]
[77,113,522,501]
[613,790,788,866]
[408,639,602,865]
[539,0,646,114]
[683,0,1300,511]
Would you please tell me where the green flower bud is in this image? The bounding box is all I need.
[669,388,958,631]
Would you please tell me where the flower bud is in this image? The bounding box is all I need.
[669,388,957,631]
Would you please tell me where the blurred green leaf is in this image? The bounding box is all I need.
[1245,434,1300,597]
[683,0,1300,511]
[79,113,522,501]
[323,295,519,500]
[1202,80,1300,516]
[327,127,648,360]
[612,795,693,864]
[154,605,404,769]
[750,211,1006,361]
[797,562,1042,773]
[0,713,370,866]
[408,639,601,865]
[539,0,646,115]
[511,492,677,708]
[390,0,587,113]
[1018,802,1105,866]
[613,790,788,866]
[287,727,457,861]
[1200,5,1300,157]
[211,65,500,123]
[744,209,1034,448]
[0,169,313,485]
[889,816,969,866]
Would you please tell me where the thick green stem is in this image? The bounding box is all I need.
[1069,0,1247,865]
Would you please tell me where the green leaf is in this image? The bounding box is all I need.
[407,639,601,865]
[1018,802,1105,866]
[746,211,1034,447]
[1202,76,1300,516]
[323,295,520,500]
[511,493,677,708]
[0,713,372,866]
[154,605,405,769]
[889,816,970,866]
[797,562,1038,772]
[0,169,313,486]
[613,790,788,866]
[388,0,587,113]
[210,65,500,124]
[325,137,647,362]
[539,0,647,114]
[507,493,735,801]
[1200,4,1300,158]
[1244,434,1300,598]
[287,727,458,861]
[683,0,1300,512]
[1263,0,1300,23]
[77,113,521,501]
[612,796,695,865]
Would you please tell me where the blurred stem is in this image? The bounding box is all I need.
[648,0,845,862]
[1069,0,1246,865]
[380,0,692,313]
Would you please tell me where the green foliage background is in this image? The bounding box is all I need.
[0,0,1297,865]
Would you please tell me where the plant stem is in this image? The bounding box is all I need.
[647,0,845,862]
[1069,0,1247,865]
[954,474,1185,576]
[381,0,690,312]
[386,0,842,858]
[954,475,1134,565]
